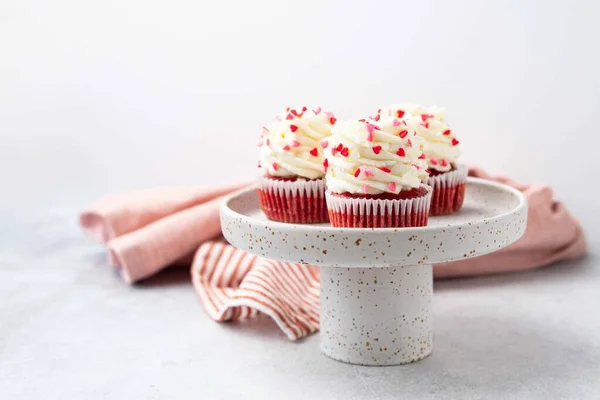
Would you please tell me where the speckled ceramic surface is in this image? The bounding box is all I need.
[221,178,527,268]
[220,177,528,366]
[321,266,433,365]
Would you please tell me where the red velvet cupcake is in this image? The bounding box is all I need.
[258,107,336,223]
[324,119,432,228]
[379,104,466,216]
[426,165,467,216]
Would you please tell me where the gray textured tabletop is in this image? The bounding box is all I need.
[1,207,599,400]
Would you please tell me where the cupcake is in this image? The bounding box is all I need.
[258,107,336,223]
[325,119,432,228]
[379,105,467,216]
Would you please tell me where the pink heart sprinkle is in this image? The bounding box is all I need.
[320,140,329,148]
[314,106,322,115]
[364,169,374,177]
[388,182,397,192]
[291,140,301,147]
[366,123,377,135]
[392,119,401,127]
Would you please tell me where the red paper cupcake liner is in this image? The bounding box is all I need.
[426,164,468,216]
[325,185,432,228]
[258,177,329,224]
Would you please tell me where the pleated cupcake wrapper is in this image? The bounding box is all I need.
[426,164,468,216]
[258,177,329,223]
[325,184,433,228]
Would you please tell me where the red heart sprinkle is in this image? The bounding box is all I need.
[441,159,448,167]
[372,146,382,155]
[358,119,366,123]
[452,138,459,146]
[340,147,349,157]
[430,158,438,165]
[329,117,337,125]
[272,162,279,170]
[396,110,405,118]
[379,167,391,173]
[443,129,452,136]
[286,113,294,120]
[290,125,298,132]
[323,159,329,170]
[418,152,426,159]
[377,108,381,114]
[291,109,298,116]
[373,114,380,122]
[310,147,318,157]
[421,114,433,122]
[354,168,361,178]
[302,106,307,112]
[396,148,406,157]
[283,145,291,151]
[399,130,408,139]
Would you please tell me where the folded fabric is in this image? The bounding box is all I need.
[81,168,586,339]
[433,167,587,278]
[191,241,320,340]
[80,182,250,282]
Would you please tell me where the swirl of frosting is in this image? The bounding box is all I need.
[378,104,461,173]
[325,119,429,195]
[259,107,336,179]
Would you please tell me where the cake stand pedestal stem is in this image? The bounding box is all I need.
[320,265,433,366]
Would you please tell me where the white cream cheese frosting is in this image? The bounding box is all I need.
[259,107,336,179]
[378,104,461,173]
[325,119,429,195]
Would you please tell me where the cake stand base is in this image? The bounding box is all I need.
[320,265,433,366]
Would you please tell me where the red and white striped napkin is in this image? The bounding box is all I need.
[191,241,320,340]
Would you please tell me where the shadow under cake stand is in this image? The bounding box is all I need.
[220,178,527,366]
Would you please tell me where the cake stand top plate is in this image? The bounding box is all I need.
[220,178,527,267]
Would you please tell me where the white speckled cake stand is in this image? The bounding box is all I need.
[220,178,527,366]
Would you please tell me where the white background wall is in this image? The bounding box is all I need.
[1,0,599,243]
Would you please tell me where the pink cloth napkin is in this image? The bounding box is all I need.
[434,167,587,278]
[80,182,250,282]
[80,169,586,339]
